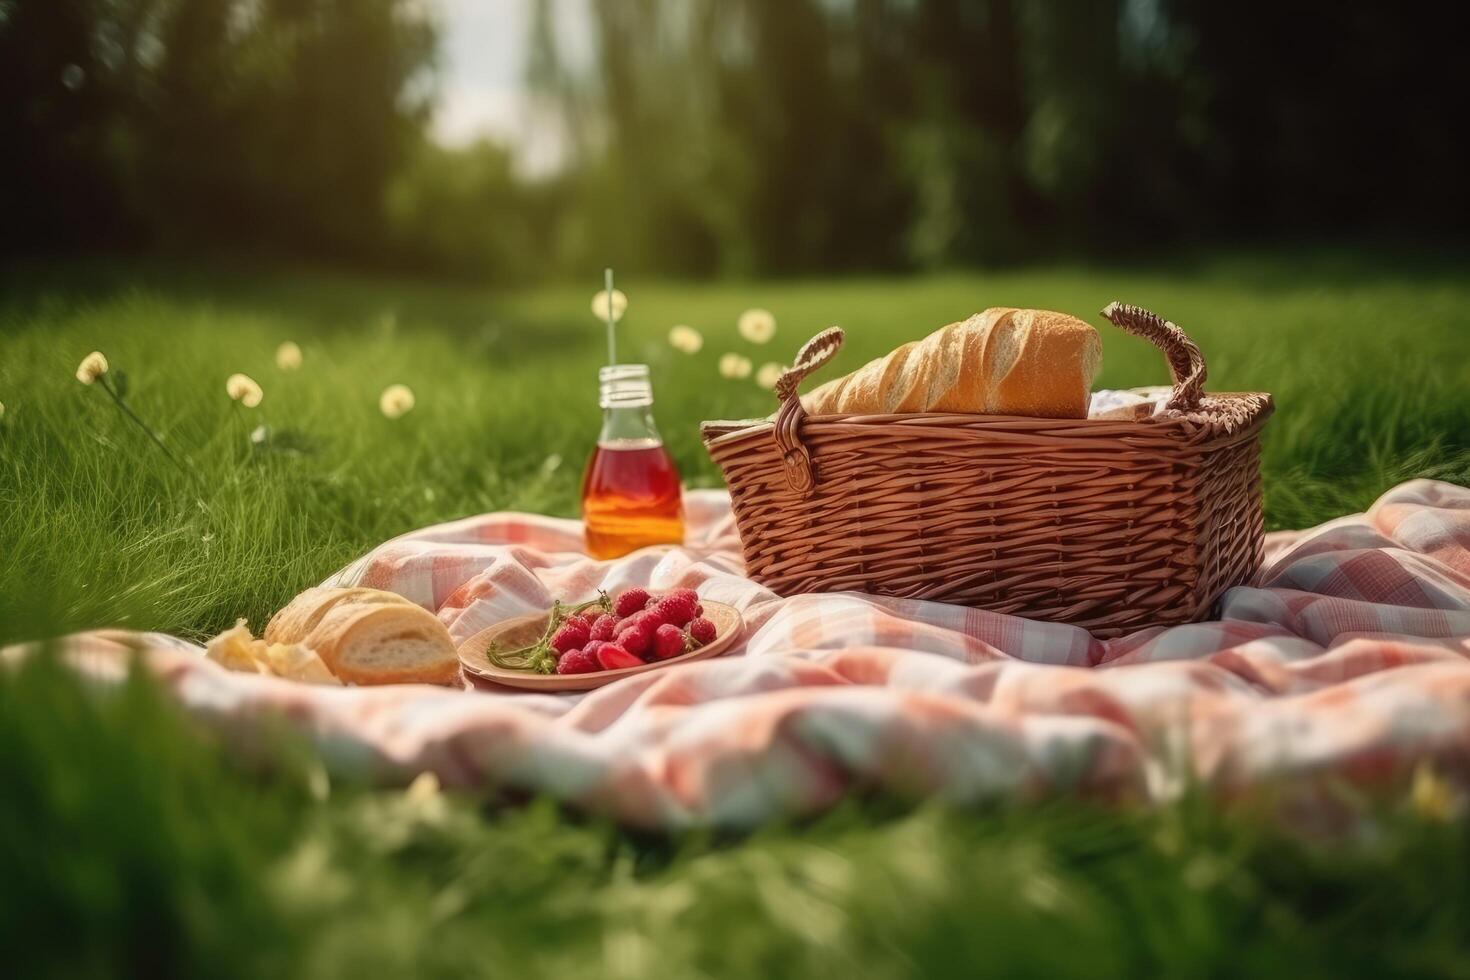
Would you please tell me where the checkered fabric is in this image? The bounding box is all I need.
[9,479,1469,828]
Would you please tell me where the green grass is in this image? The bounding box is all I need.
[2,247,1470,976]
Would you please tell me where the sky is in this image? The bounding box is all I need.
[430,0,591,174]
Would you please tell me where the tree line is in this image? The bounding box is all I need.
[2,0,1464,280]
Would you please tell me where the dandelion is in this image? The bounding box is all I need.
[77,350,194,479]
[380,383,415,419]
[755,362,785,390]
[225,373,264,408]
[590,288,628,323]
[669,324,704,354]
[718,352,753,379]
[275,341,303,371]
[738,308,777,344]
[76,350,109,385]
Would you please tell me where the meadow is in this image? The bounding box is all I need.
[2,247,1470,976]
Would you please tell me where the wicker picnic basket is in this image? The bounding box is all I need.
[701,303,1274,637]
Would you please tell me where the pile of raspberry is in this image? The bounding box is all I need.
[550,587,717,675]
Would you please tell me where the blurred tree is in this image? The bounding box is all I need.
[1155,0,1470,234]
[0,0,133,248]
[385,136,558,282]
[3,0,1465,277]
[549,0,1469,275]
[0,0,437,263]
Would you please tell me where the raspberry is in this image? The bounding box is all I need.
[652,623,687,660]
[616,612,656,657]
[589,613,618,642]
[650,591,699,628]
[596,643,642,671]
[613,587,651,618]
[556,649,598,674]
[688,617,717,647]
[550,617,591,654]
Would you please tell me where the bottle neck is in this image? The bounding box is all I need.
[597,364,661,446]
[599,405,662,446]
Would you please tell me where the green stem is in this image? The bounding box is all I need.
[99,377,196,481]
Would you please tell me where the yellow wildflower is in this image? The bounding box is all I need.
[669,325,704,354]
[738,308,776,344]
[275,341,303,371]
[76,350,109,384]
[718,353,753,379]
[380,383,415,419]
[225,373,264,408]
[591,288,628,323]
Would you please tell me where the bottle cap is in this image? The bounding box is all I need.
[599,364,653,409]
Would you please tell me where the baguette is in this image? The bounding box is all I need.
[800,307,1101,419]
[264,587,461,686]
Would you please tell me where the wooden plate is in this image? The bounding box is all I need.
[458,596,744,692]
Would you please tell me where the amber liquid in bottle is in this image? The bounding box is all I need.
[581,365,684,559]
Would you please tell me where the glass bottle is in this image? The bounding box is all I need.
[580,364,685,559]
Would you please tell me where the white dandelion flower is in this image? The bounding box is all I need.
[380,383,415,419]
[718,353,753,379]
[590,288,628,323]
[76,351,109,385]
[275,341,303,371]
[754,362,785,390]
[225,373,264,408]
[737,308,777,344]
[668,324,704,354]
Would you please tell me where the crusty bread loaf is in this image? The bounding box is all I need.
[264,587,460,686]
[800,308,1101,419]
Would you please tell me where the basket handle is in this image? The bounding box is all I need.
[1100,302,1207,412]
[772,326,844,496]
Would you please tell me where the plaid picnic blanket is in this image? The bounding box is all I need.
[10,479,1470,828]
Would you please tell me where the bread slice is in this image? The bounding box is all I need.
[265,587,460,686]
[800,307,1101,419]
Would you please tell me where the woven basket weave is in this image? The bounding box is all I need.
[701,303,1274,637]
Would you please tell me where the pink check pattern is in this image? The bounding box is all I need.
[12,479,1470,828]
